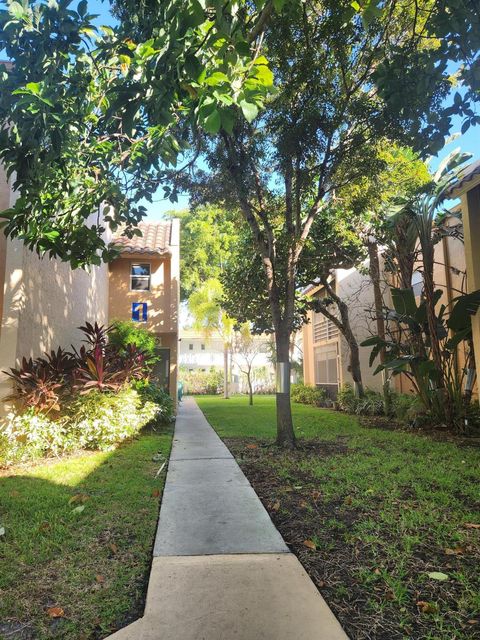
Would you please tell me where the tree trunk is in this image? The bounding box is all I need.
[321,278,365,398]
[275,326,296,448]
[223,344,229,399]
[247,371,253,405]
[368,241,391,413]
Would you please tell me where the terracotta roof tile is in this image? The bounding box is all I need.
[112,221,172,255]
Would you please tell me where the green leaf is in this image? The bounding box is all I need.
[203,109,221,134]
[391,288,418,317]
[205,71,229,86]
[239,100,258,122]
[220,108,235,134]
[8,1,25,19]
[235,41,251,57]
[71,505,85,514]
[447,289,480,331]
[428,572,449,581]
[77,0,87,16]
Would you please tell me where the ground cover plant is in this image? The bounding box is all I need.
[0,425,172,639]
[196,395,480,640]
[1,322,172,466]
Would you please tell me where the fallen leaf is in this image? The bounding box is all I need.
[344,496,353,506]
[151,489,160,498]
[272,501,280,511]
[71,505,85,515]
[444,547,464,555]
[303,539,316,550]
[428,571,449,581]
[47,607,64,618]
[38,522,51,533]
[299,500,308,509]
[9,490,20,498]
[374,568,381,575]
[468,619,478,625]
[246,444,258,449]
[95,574,105,583]
[109,543,118,554]
[69,493,89,505]
[318,580,326,588]
[417,601,437,614]
[464,523,480,529]
[384,590,395,601]
[311,490,321,500]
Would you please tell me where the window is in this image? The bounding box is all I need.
[412,270,423,297]
[130,263,151,291]
[201,344,205,351]
[314,345,338,386]
[313,311,339,343]
[189,343,194,350]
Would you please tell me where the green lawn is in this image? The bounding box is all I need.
[196,395,480,640]
[0,426,173,640]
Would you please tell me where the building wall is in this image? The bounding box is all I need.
[0,239,110,417]
[109,256,178,334]
[108,221,180,402]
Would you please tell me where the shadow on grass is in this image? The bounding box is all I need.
[0,424,173,640]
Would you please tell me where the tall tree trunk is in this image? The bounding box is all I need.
[247,367,253,406]
[321,278,365,398]
[368,241,391,412]
[275,324,295,448]
[223,344,229,399]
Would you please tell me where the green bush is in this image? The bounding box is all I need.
[291,383,326,407]
[0,411,75,465]
[109,320,158,361]
[391,393,422,424]
[337,384,384,416]
[66,387,159,451]
[180,367,224,395]
[0,386,166,466]
[132,379,174,420]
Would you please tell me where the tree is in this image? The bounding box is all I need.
[1,0,476,446]
[171,206,240,301]
[0,0,284,266]
[232,324,264,405]
[188,278,234,399]
[184,1,454,447]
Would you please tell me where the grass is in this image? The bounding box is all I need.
[0,425,173,640]
[196,395,480,640]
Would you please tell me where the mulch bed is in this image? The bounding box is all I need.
[225,437,480,640]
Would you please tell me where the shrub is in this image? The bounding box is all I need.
[132,379,174,421]
[109,320,158,362]
[180,367,224,395]
[291,383,326,407]
[337,384,384,416]
[0,411,74,465]
[391,393,423,424]
[0,386,169,466]
[66,387,160,451]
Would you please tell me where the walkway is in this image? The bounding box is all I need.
[111,397,347,640]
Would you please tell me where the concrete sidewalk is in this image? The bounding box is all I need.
[110,397,348,640]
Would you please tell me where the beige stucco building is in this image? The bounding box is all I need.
[0,164,180,415]
[110,220,180,401]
